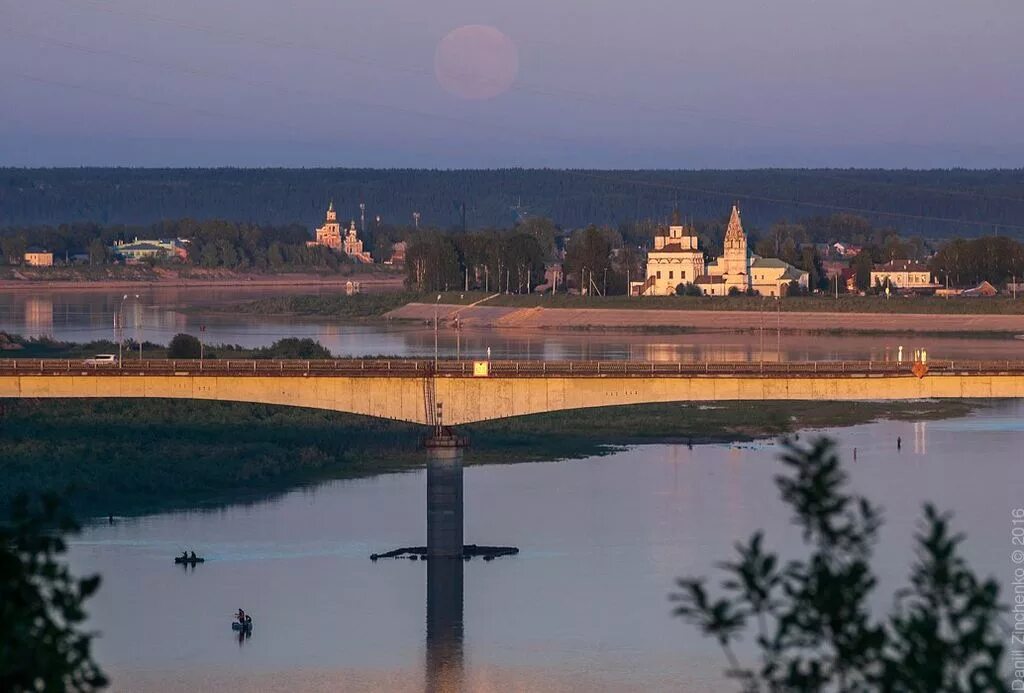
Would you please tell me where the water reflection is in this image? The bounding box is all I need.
[426,557,464,693]
[424,438,466,691]
[24,297,53,331]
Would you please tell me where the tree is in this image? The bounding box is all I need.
[167,333,202,359]
[671,437,1007,692]
[0,494,108,691]
[930,236,1024,288]
[1,235,28,265]
[677,282,703,297]
[404,232,460,291]
[87,238,107,266]
[798,246,825,291]
[255,338,331,359]
[516,216,558,259]
[851,251,874,292]
[564,226,617,294]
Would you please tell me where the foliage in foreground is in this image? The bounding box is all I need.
[0,494,107,691]
[672,437,1007,691]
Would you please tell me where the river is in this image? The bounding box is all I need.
[2,286,1023,361]
[5,286,1021,690]
[67,402,1023,692]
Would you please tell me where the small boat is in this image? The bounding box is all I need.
[174,556,205,565]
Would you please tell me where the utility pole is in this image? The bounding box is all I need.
[434,294,441,367]
[117,293,140,366]
[776,296,781,356]
[759,298,764,364]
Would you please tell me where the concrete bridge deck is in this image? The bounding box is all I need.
[2,358,1023,425]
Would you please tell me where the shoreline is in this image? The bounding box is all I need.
[0,274,404,292]
[386,302,1024,335]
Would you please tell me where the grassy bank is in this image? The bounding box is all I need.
[224,291,482,319]
[0,398,983,517]
[482,294,1024,315]
[0,264,396,283]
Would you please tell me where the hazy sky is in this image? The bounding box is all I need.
[1,0,1022,168]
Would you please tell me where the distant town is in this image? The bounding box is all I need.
[2,198,1021,301]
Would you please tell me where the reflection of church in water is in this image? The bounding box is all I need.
[307,201,373,263]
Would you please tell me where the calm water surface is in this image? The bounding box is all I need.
[2,287,1022,362]
[69,402,1024,692]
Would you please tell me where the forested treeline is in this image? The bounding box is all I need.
[0,219,353,270]
[3,168,1024,237]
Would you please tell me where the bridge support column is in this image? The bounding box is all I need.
[424,430,468,560]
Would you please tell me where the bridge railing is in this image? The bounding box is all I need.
[3,357,1024,377]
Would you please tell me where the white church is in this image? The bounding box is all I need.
[633,205,808,297]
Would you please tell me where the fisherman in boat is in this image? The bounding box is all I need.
[181,550,189,562]
[237,608,246,625]
[190,551,197,561]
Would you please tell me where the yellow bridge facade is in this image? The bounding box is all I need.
[2,358,1024,426]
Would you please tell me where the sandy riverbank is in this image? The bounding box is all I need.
[386,303,1024,335]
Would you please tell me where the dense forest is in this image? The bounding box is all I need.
[2,168,1024,238]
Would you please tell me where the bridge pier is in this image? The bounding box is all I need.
[424,430,469,560]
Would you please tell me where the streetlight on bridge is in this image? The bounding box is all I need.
[116,294,140,366]
[434,294,442,367]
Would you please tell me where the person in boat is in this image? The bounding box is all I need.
[181,550,189,561]
[190,551,197,561]
[237,608,246,625]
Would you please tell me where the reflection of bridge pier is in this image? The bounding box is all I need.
[424,430,468,691]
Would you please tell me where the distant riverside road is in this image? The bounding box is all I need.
[387,303,1024,335]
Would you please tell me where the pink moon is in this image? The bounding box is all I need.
[434,25,519,100]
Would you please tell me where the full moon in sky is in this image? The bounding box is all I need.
[434,25,519,100]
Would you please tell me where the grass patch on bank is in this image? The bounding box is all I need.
[0,398,985,517]
[226,291,484,319]
[465,399,980,463]
[483,294,1024,315]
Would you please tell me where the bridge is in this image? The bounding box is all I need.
[2,358,1024,425]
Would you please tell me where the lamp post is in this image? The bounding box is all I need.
[759,297,764,364]
[775,295,781,358]
[117,293,140,366]
[434,294,441,367]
